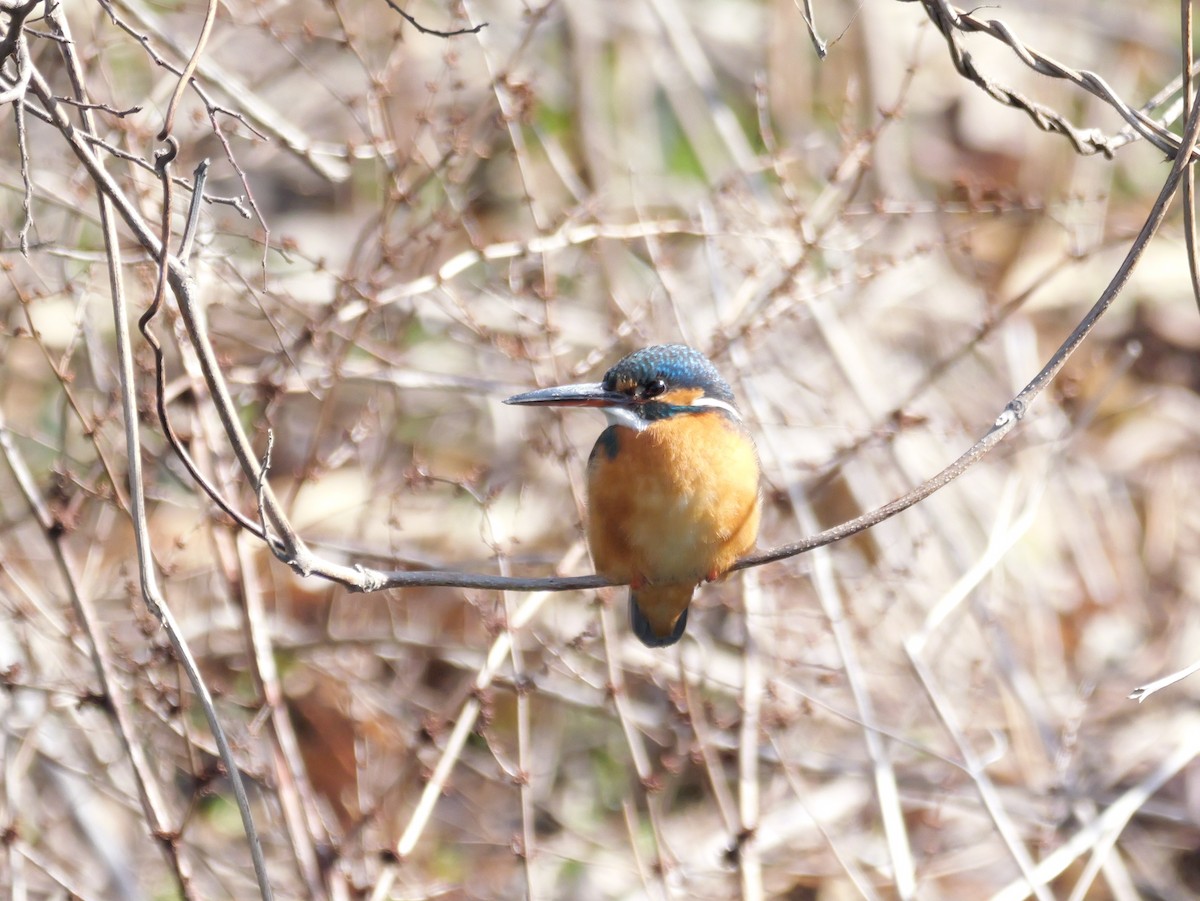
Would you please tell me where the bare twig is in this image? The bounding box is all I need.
[178,159,208,261]
[0,84,249,211]
[736,49,1200,574]
[157,0,216,138]
[737,569,763,901]
[145,132,275,901]
[905,480,1052,900]
[179,315,337,897]
[748,407,917,897]
[0,406,197,898]
[1129,659,1200,702]
[916,0,1192,158]
[368,544,586,901]
[382,0,486,38]
[101,0,349,182]
[14,94,31,253]
[1182,0,1200,314]
[339,219,701,323]
[795,0,827,58]
[483,508,539,898]
[596,598,674,898]
[992,719,1200,901]
[226,518,330,898]
[50,94,141,116]
[1,0,39,254]
[23,31,278,892]
[0,0,37,104]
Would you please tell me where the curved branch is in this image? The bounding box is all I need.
[28,0,1195,616]
[917,0,1194,159]
[157,0,217,139]
[381,0,486,38]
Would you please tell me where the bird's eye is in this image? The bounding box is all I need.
[643,378,667,399]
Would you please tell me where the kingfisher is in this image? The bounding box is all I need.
[506,344,761,647]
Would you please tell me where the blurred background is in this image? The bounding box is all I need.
[4,0,1200,897]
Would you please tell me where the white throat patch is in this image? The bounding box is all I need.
[602,406,648,432]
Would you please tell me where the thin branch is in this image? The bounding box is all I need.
[368,545,585,901]
[744,363,916,897]
[794,0,827,58]
[100,0,349,183]
[14,94,31,254]
[1,0,38,255]
[916,0,1194,158]
[736,71,1200,572]
[178,159,207,261]
[340,219,701,323]
[226,509,331,898]
[909,644,1053,899]
[737,568,764,901]
[147,135,275,901]
[990,721,1200,901]
[28,31,277,891]
[485,509,539,898]
[905,480,1052,900]
[157,0,217,139]
[0,406,197,898]
[50,94,141,116]
[1129,659,1200,702]
[19,50,1179,603]
[0,0,37,104]
[1183,0,1200,314]
[381,0,486,38]
[0,77,250,215]
[595,598,674,894]
[177,298,338,897]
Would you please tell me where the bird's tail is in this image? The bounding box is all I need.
[629,583,694,647]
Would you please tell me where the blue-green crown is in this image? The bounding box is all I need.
[602,344,736,406]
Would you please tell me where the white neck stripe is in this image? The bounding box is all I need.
[689,396,741,421]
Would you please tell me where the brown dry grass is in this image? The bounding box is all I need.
[3,0,1200,898]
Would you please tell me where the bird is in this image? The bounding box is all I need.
[505,344,761,647]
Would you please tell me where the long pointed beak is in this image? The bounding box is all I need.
[504,382,629,408]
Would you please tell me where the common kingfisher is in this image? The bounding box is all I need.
[506,345,761,647]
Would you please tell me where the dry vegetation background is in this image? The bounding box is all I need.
[5,0,1200,898]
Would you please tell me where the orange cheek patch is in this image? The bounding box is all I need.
[659,387,702,406]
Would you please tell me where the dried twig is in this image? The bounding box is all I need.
[992,720,1200,901]
[368,544,585,901]
[101,0,349,182]
[144,127,274,901]
[915,0,1187,158]
[382,0,486,38]
[0,0,38,104]
[795,0,827,58]
[156,0,216,139]
[737,569,763,901]
[0,406,197,898]
[737,58,1200,575]
[1183,1,1200,314]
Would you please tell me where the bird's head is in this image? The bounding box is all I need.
[505,344,740,431]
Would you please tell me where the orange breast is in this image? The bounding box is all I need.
[586,412,761,587]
